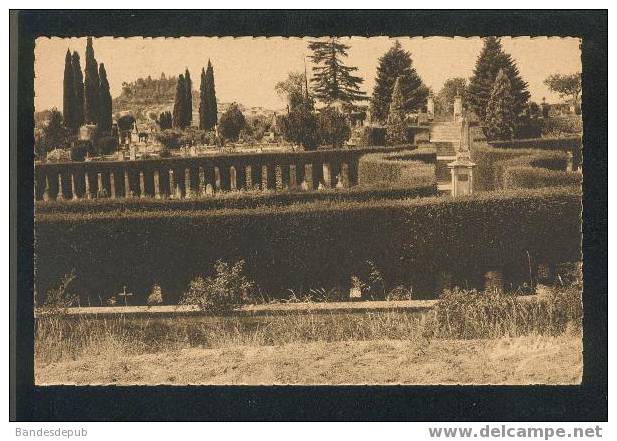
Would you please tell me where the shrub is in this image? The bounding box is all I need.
[543,115,583,138]
[70,143,88,162]
[430,285,582,339]
[472,143,577,192]
[147,284,163,305]
[155,129,182,150]
[95,135,119,155]
[180,260,254,314]
[35,187,581,304]
[358,148,436,190]
[46,149,71,163]
[39,270,77,314]
[317,107,351,148]
[277,109,319,150]
[219,104,246,142]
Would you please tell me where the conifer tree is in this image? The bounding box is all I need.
[97,63,113,134]
[84,37,100,124]
[199,67,207,130]
[204,60,218,130]
[184,68,193,127]
[308,38,367,105]
[62,50,75,133]
[71,51,85,129]
[370,40,427,124]
[484,69,516,141]
[172,74,188,129]
[385,77,408,145]
[467,37,530,122]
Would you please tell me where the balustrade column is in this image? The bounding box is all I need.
[230,166,237,191]
[85,172,92,199]
[42,176,50,201]
[168,169,175,199]
[198,167,206,196]
[303,164,313,190]
[139,171,146,198]
[97,173,104,197]
[280,164,290,190]
[71,173,78,200]
[123,170,130,198]
[110,172,116,199]
[289,164,297,190]
[214,167,222,191]
[312,161,324,189]
[322,163,332,188]
[185,168,192,198]
[57,173,64,200]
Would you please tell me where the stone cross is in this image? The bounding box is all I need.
[117,286,133,306]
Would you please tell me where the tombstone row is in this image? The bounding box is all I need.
[39,161,354,201]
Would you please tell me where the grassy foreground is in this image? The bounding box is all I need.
[36,334,581,385]
[35,286,583,385]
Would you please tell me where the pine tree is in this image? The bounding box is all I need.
[71,51,85,129]
[385,77,408,145]
[199,67,207,130]
[84,37,100,124]
[484,69,516,141]
[370,40,428,124]
[184,68,193,127]
[308,38,367,105]
[204,60,218,130]
[172,74,187,129]
[97,63,112,135]
[467,37,530,122]
[62,50,75,133]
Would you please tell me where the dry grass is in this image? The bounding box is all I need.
[35,334,582,385]
[34,285,583,385]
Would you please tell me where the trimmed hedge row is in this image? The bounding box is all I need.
[35,187,581,305]
[488,136,581,151]
[358,148,437,190]
[356,126,431,147]
[472,143,579,192]
[35,184,438,215]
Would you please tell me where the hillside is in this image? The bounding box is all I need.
[112,73,199,123]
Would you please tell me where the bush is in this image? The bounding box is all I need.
[147,284,163,305]
[35,187,581,305]
[180,260,254,314]
[46,149,72,163]
[358,148,436,190]
[155,129,183,150]
[472,143,577,192]
[542,115,583,138]
[70,143,88,162]
[95,136,119,155]
[219,104,246,142]
[317,107,351,148]
[430,285,582,339]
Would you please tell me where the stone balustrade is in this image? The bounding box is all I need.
[34,148,401,201]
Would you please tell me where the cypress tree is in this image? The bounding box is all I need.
[385,77,408,145]
[184,68,193,127]
[97,63,113,135]
[308,38,367,105]
[172,74,187,129]
[71,51,85,129]
[198,67,207,130]
[204,60,218,130]
[467,37,530,122]
[370,40,427,124]
[62,50,75,133]
[484,69,516,141]
[84,37,100,124]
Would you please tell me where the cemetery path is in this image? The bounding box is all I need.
[35,334,582,385]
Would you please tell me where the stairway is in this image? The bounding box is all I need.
[430,121,462,143]
[430,121,461,192]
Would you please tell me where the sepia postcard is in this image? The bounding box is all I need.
[31,32,584,387]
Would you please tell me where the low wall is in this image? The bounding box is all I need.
[34,147,408,201]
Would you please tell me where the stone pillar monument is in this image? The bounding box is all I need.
[426,95,435,118]
[453,94,463,122]
[448,116,476,197]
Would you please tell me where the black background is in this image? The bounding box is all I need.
[13,9,607,421]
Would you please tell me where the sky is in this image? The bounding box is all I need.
[34,36,581,112]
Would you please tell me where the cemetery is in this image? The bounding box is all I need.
[32,36,584,385]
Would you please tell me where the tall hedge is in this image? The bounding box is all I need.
[35,187,581,305]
